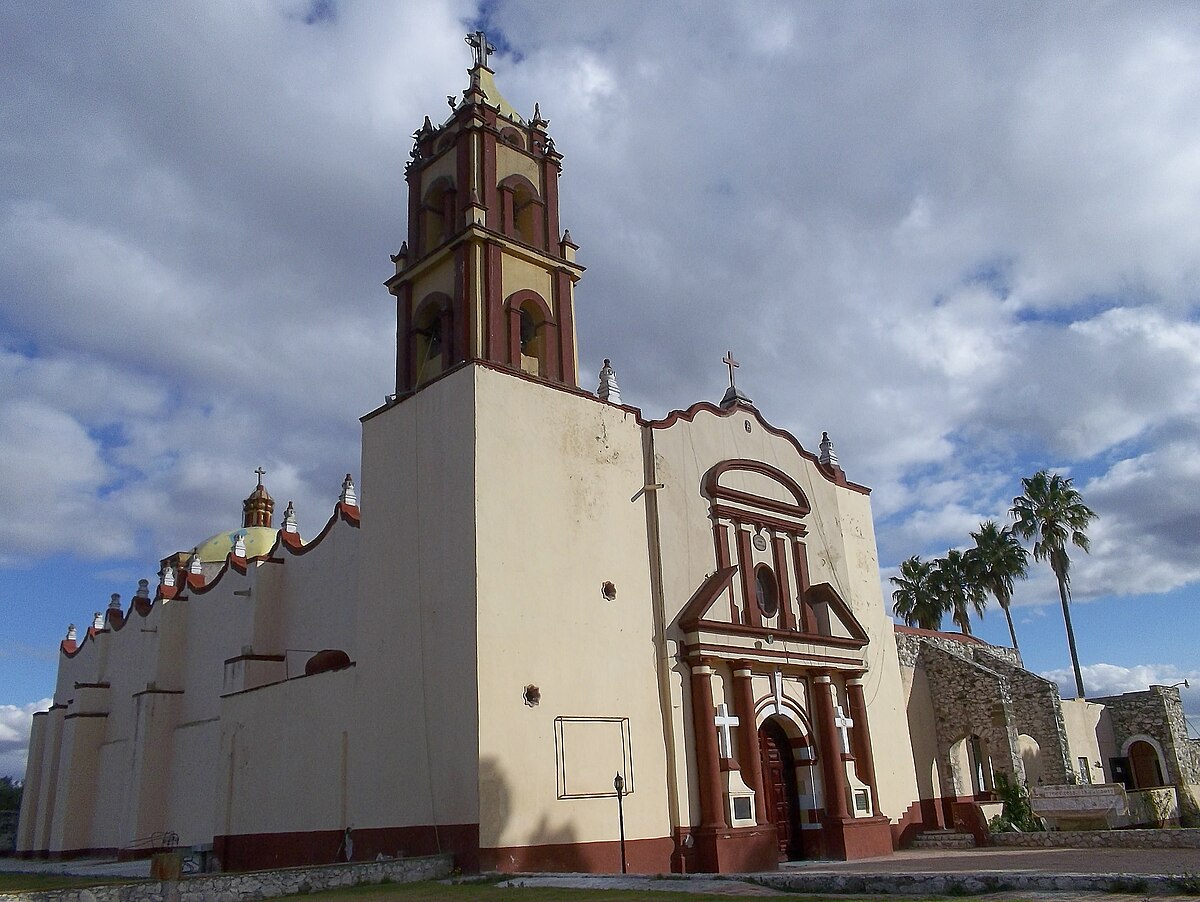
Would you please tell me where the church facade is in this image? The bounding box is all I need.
[25,35,1190,875]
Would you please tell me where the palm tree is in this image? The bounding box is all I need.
[890,555,945,629]
[1010,470,1098,699]
[969,521,1030,652]
[933,549,988,635]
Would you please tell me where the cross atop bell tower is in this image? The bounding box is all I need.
[385,32,585,398]
[466,31,495,69]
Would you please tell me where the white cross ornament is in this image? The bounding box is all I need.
[833,703,854,755]
[714,703,739,759]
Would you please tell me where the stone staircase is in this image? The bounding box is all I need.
[908,828,977,850]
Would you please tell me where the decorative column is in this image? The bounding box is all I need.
[732,664,767,825]
[813,673,850,820]
[846,676,883,816]
[690,663,727,829]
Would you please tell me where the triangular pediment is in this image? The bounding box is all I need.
[677,568,868,649]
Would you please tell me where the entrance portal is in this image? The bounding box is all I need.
[758,717,803,860]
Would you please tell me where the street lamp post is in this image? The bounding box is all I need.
[614,771,627,874]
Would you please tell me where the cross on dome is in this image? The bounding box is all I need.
[255,466,266,487]
[466,30,495,69]
[714,702,739,759]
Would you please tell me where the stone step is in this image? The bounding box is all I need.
[909,829,977,849]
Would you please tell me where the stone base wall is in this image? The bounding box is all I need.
[0,853,453,902]
[991,828,1200,849]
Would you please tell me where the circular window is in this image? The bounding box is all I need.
[755,565,779,618]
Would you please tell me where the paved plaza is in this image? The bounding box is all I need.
[3,845,1200,898]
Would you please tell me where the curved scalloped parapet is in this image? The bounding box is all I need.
[644,399,871,495]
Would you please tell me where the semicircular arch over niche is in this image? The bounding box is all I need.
[1122,735,1168,788]
[702,459,811,520]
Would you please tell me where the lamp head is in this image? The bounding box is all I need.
[614,771,625,794]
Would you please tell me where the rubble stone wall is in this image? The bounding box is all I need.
[975,650,1073,785]
[918,643,1024,794]
[0,853,453,902]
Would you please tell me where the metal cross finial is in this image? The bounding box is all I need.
[255,466,266,487]
[466,30,496,69]
[723,350,739,391]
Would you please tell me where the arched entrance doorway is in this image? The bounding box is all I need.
[1128,739,1165,788]
[758,717,803,861]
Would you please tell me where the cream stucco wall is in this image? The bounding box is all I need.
[1060,699,1110,784]
[472,366,670,852]
[216,667,355,839]
[353,365,480,833]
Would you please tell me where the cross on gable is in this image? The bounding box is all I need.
[714,702,739,759]
[722,350,739,392]
[833,703,854,755]
[466,31,495,69]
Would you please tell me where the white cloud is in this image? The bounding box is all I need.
[1040,663,1199,721]
[0,2,1198,702]
[0,699,52,781]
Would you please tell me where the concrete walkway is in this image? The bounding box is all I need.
[5,847,1200,897]
[497,847,1200,897]
[0,856,152,879]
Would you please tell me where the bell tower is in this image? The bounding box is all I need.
[386,31,584,396]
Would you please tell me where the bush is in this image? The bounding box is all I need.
[988,772,1042,833]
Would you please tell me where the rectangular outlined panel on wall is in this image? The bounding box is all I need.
[554,716,633,799]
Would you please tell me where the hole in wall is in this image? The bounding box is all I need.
[602,581,617,601]
[523,684,541,707]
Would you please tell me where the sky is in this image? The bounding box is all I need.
[1,1,1198,779]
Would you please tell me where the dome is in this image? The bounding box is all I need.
[194,526,281,563]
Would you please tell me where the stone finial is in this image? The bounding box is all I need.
[465,190,486,226]
[597,358,621,404]
[340,474,358,508]
[136,579,150,600]
[559,229,578,262]
[282,501,299,534]
[92,612,105,630]
[188,550,203,574]
[232,532,247,559]
[66,624,77,642]
[109,593,121,610]
[819,431,839,467]
[531,102,549,129]
[160,564,176,588]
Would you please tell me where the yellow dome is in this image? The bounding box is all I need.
[194,526,281,563]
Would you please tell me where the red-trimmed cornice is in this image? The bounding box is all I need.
[275,503,360,559]
[893,623,989,646]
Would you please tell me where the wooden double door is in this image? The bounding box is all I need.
[758,717,805,860]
